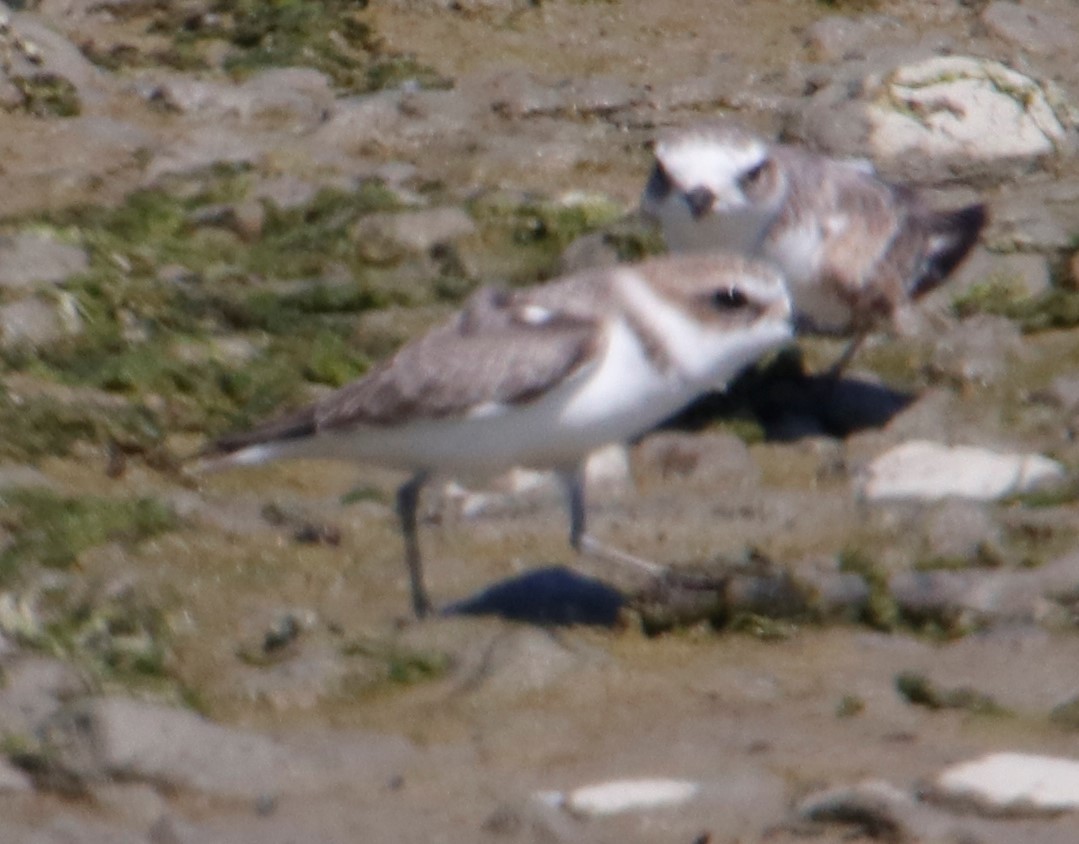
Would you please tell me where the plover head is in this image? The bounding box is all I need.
[640,122,785,254]
[628,253,791,388]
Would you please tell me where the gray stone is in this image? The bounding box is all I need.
[803,14,904,61]
[0,231,88,290]
[935,248,1052,309]
[926,315,1024,388]
[1047,375,1079,412]
[795,557,871,618]
[984,183,1079,252]
[983,2,1076,55]
[149,68,333,128]
[149,814,203,844]
[42,695,415,798]
[250,175,322,211]
[634,431,760,492]
[454,627,598,700]
[313,87,482,155]
[553,76,643,117]
[7,11,116,108]
[860,440,1065,502]
[558,230,620,273]
[0,295,81,349]
[0,656,88,738]
[311,91,406,154]
[91,782,168,826]
[144,126,275,182]
[381,0,534,13]
[352,207,477,264]
[0,756,32,792]
[922,499,1001,563]
[483,68,566,118]
[237,641,352,711]
[889,568,985,626]
[15,814,147,844]
[483,796,578,843]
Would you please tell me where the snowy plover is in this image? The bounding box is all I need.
[641,121,986,370]
[198,253,792,617]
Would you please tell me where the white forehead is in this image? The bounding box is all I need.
[655,134,769,190]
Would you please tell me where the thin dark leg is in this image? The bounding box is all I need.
[558,466,587,551]
[824,332,866,380]
[556,465,664,578]
[396,471,432,618]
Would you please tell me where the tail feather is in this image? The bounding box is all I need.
[909,203,988,299]
[192,405,318,473]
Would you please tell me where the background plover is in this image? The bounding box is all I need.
[641,120,987,371]
[197,253,793,617]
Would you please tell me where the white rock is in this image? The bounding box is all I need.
[934,752,1079,813]
[564,778,700,817]
[860,440,1065,502]
[866,57,1068,172]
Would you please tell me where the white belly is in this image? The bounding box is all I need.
[287,320,698,476]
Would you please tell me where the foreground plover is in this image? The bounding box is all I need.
[198,253,792,617]
[640,121,986,371]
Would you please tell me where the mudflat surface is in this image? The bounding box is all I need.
[1,1,1079,842]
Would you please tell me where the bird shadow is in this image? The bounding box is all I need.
[441,565,625,627]
[665,348,916,441]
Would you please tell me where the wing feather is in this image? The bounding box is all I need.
[210,284,606,459]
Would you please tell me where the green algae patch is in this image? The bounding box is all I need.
[467,191,626,285]
[79,0,449,94]
[955,285,1079,333]
[838,548,900,632]
[341,635,450,686]
[0,488,178,582]
[835,694,865,718]
[10,74,81,118]
[895,671,1012,717]
[0,394,100,462]
[9,177,410,440]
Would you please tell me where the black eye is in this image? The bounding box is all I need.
[739,159,768,190]
[645,162,673,200]
[711,287,749,310]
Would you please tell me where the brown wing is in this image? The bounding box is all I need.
[315,287,602,430]
[205,280,607,457]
